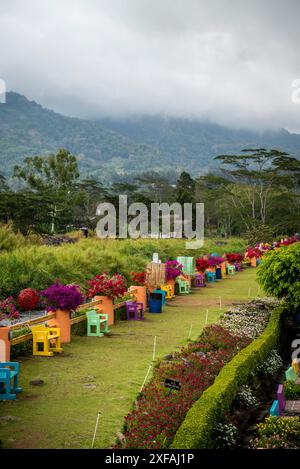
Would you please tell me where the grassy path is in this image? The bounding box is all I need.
[0,269,260,449]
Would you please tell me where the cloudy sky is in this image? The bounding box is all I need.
[1,0,300,131]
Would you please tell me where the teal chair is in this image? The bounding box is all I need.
[176,278,190,295]
[285,366,300,383]
[0,362,22,400]
[205,271,216,283]
[153,289,166,305]
[86,310,109,337]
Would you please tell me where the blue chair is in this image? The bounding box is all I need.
[269,400,280,417]
[0,362,22,400]
[205,271,216,283]
[153,289,166,305]
[216,267,222,280]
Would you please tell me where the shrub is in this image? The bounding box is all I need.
[0,297,20,322]
[283,380,300,399]
[235,385,259,409]
[17,288,39,311]
[41,282,84,311]
[195,258,210,272]
[213,423,238,448]
[130,271,147,285]
[165,260,183,280]
[257,242,300,309]
[250,416,300,448]
[87,273,127,299]
[171,305,285,449]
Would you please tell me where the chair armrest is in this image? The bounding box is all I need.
[99,313,108,321]
[0,362,19,372]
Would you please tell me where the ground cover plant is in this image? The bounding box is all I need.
[250,416,300,449]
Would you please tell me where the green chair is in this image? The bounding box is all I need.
[226,264,235,275]
[176,278,190,295]
[285,366,300,383]
[86,310,109,337]
[176,257,195,276]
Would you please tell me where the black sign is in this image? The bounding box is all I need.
[164,378,181,391]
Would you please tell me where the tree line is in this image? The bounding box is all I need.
[0,147,299,239]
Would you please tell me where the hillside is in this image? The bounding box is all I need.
[1,92,300,182]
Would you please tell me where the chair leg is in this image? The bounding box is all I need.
[13,374,22,394]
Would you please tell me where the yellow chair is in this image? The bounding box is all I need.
[292,359,299,375]
[31,325,63,357]
[160,284,173,299]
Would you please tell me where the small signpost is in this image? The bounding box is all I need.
[164,378,182,396]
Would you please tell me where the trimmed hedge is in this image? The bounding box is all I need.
[171,305,285,449]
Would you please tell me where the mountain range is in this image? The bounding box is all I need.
[1,91,300,183]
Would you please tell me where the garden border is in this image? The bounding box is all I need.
[171,304,286,449]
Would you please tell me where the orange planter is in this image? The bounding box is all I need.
[0,326,11,362]
[128,286,147,311]
[250,257,257,267]
[94,296,114,326]
[167,279,175,296]
[48,309,71,344]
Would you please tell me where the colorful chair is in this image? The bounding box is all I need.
[195,273,205,287]
[205,270,216,283]
[0,362,22,400]
[31,325,63,356]
[160,284,173,299]
[86,309,110,336]
[226,264,235,275]
[269,400,280,417]
[176,278,190,294]
[234,262,242,272]
[216,267,222,280]
[285,366,300,384]
[153,289,166,305]
[125,301,144,320]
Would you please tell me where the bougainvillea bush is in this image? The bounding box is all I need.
[87,273,127,299]
[195,258,210,272]
[17,288,40,311]
[41,282,84,311]
[207,256,224,267]
[130,271,146,286]
[116,324,252,449]
[226,253,244,264]
[165,260,183,280]
[0,297,20,322]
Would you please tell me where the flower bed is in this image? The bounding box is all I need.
[171,303,285,449]
[250,416,300,449]
[115,300,274,449]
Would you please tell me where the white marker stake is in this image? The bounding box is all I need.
[205,309,209,325]
[152,336,157,362]
[140,364,152,393]
[188,323,193,340]
[91,411,101,449]
[219,296,222,310]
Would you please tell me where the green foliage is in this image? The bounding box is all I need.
[283,380,300,399]
[0,237,247,300]
[171,306,285,449]
[251,416,300,449]
[257,243,300,308]
[0,223,40,252]
[245,223,274,246]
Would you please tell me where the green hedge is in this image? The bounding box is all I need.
[171,305,285,449]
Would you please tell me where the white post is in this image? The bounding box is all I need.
[205,309,209,325]
[140,364,152,393]
[188,323,193,340]
[152,336,157,362]
[91,411,101,449]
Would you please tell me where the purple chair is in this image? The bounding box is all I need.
[234,262,242,272]
[125,301,144,320]
[195,273,206,287]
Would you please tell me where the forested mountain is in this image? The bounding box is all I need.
[1,92,300,182]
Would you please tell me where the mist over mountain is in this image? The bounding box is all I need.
[1,92,300,183]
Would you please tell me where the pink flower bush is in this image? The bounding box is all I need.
[166,260,183,280]
[41,282,84,311]
[0,297,20,321]
[87,273,127,299]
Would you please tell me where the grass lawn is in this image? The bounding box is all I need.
[0,268,260,449]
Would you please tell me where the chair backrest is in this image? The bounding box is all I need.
[285,366,298,382]
[31,325,46,331]
[277,384,285,414]
[292,359,300,375]
[86,309,98,318]
[270,400,280,417]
